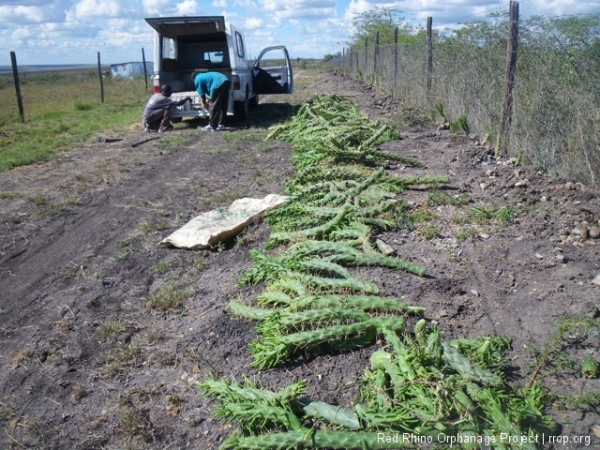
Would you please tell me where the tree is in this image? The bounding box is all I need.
[348,7,421,48]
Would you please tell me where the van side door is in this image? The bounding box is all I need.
[252,46,293,94]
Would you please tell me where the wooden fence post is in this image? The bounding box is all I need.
[10,51,25,122]
[97,52,105,103]
[394,27,399,93]
[349,48,353,73]
[374,31,380,85]
[426,17,433,96]
[498,1,519,156]
[364,37,368,72]
[142,48,149,91]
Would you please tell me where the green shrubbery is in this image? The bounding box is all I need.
[333,9,600,187]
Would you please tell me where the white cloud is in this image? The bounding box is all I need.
[259,0,336,19]
[244,17,264,29]
[12,27,35,40]
[68,0,124,20]
[0,0,72,25]
[0,5,45,23]
[175,0,200,15]
[247,28,278,50]
[142,0,171,15]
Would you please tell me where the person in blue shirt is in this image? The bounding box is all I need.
[192,70,231,131]
[143,84,191,132]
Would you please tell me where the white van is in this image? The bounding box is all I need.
[145,16,293,120]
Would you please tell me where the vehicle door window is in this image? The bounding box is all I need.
[235,32,245,58]
[161,36,178,71]
[206,51,224,63]
[162,37,176,59]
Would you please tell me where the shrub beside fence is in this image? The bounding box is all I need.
[328,3,600,188]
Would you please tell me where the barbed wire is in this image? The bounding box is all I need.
[450,2,512,24]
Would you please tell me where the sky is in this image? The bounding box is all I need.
[1,0,600,66]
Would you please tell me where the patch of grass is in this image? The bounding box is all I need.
[410,207,437,224]
[222,128,265,142]
[115,240,133,261]
[426,188,470,207]
[144,329,162,345]
[158,130,193,150]
[560,390,600,412]
[418,226,440,240]
[185,256,206,276]
[467,205,496,224]
[255,143,276,153]
[235,225,260,247]
[203,144,229,155]
[465,204,517,227]
[74,101,94,111]
[0,74,149,172]
[144,283,190,311]
[151,260,171,274]
[95,319,129,339]
[154,351,176,366]
[0,191,19,200]
[205,188,245,206]
[495,205,517,226]
[31,194,80,219]
[100,344,141,377]
[27,194,46,206]
[526,315,600,385]
[117,406,154,439]
[456,227,481,241]
[141,219,168,234]
[242,153,259,165]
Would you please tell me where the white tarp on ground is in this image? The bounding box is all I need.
[160,194,288,249]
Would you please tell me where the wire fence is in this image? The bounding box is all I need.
[0,50,151,124]
[327,4,600,188]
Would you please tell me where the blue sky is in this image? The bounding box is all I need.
[1,0,599,66]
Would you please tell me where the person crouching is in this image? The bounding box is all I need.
[143,84,192,133]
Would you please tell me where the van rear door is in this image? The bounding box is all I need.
[145,16,226,36]
[253,46,293,94]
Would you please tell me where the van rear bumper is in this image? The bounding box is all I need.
[171,91,235,118]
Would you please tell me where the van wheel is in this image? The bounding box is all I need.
[234,87,250,120]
